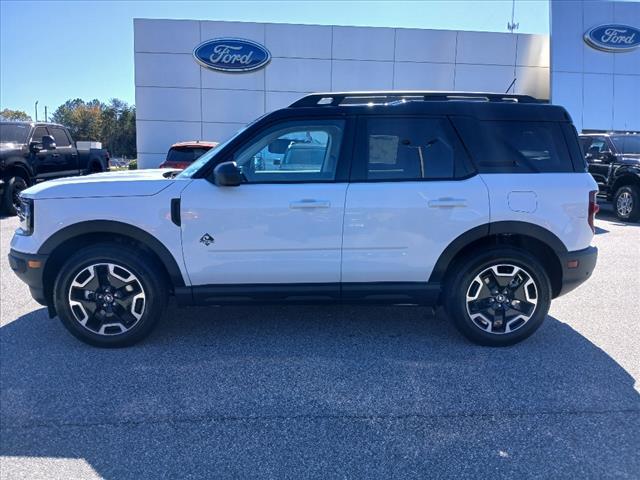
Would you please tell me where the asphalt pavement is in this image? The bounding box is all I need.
[1,206,639,479]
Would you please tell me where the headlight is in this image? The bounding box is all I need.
[17,197,34,235]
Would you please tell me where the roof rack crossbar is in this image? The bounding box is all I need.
[289,91,540,108]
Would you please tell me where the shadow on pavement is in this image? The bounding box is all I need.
[1,305,639,479]
[596,203,640,227]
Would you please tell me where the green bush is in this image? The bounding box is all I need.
[128,159,138,170]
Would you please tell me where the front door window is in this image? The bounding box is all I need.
[233,120,345,183]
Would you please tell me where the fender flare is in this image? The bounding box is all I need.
[38,220,186,287]
[2,158,34,182]
[428,221,567,283]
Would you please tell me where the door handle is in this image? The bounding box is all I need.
[428,197,467,208]
[51,154,60,159]
[289,199,331,209]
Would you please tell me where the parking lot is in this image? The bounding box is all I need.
[0,208,638,479]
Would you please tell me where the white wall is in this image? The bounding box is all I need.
[134,19,549,168]
[551,0,640,132]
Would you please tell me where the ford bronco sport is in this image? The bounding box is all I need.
[9,92,599,348]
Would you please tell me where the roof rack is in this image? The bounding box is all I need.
[289,91,541,108]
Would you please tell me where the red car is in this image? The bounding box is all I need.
[159,141,218,170]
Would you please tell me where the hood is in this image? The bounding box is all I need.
[0,143,24,155]
[22,169,182,200]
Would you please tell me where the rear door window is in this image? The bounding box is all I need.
[352,116,470,181]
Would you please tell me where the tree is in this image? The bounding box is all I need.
[50,98,102,141]
[50,98,136,158]
[0,108,32,121]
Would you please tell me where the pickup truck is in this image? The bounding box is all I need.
[0,121,110,215]
[579,133,640,222]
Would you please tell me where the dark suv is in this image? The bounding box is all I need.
[579,133,640,222]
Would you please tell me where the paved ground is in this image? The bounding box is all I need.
[1,207,639,479]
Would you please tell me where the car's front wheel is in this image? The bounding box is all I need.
[445,247,551,346]
[613,185,640,222]
[1,174,29,216]
[53,243,168,347]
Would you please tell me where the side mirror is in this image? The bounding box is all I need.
[213,161,244,187]
[29,141,43,153]
[41,135,56,150]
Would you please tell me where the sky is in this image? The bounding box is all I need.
[1,0,551,118]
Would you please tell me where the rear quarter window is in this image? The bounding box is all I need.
[453,119,575,173]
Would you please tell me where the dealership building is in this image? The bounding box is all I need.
[134,0,639,168]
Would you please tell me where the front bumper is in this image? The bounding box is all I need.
[557,246,598,297]
[8,249,49,306]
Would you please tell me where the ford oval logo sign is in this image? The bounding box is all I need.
[584,24,640,52]
[193,38,271,72]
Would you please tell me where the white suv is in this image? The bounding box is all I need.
[9,92,599,347]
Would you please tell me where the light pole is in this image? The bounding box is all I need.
[35,101,39,122]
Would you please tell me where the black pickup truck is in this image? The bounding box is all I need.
[580,133,640,222]
[0,121,110,215]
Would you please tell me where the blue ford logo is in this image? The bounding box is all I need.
[584,24,640,52]
[193,38,271,72]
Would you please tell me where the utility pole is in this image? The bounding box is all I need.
[44,106,48,123]
[35,101,38,122]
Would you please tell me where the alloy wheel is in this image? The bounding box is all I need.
[616,191,633,217]
[465,264,538,335]
[68,263,146,336]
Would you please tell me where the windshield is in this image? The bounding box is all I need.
[611,135,640,155]
[0,123,30,144]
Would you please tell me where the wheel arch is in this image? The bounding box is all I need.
[611,173,640,194]
[40,220,186,314]
[430,221,566,298]
[2,159,34,184]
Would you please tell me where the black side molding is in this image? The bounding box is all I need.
[170,198,181,227]
[184,282,441,307]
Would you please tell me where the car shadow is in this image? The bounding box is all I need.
[597,203,640,227]
[1,305,639,479]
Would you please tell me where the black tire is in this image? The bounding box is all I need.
[53,243,168,347]
[88,161,103,174]
[1,174,29,216]
[445,247,551,347]
[613,185,640,222]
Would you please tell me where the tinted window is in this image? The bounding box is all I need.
[167,147,211,163]
[234,120,344,183]
[32,126,49,143]
[358,117,459,180]
[49,127,71,147]
[611,135,640,155]
[464,121,573,173]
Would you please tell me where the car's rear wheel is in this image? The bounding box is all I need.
[613,185,640,222]
[53,243,168,347]
[445,247,551,346]
[1,174,29,216]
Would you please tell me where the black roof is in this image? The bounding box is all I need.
[276,91,571,122]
